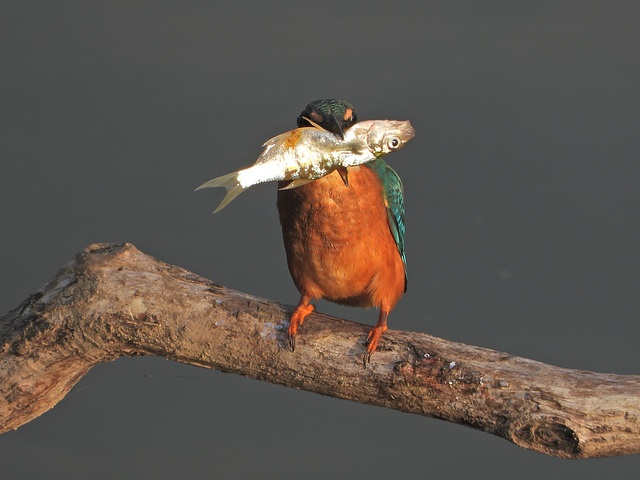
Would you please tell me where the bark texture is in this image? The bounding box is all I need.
[1,243,639,459]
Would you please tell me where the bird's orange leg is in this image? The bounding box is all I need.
[288,295,314,352]
[364,308,389,365]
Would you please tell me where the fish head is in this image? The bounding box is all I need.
[362,120,416,157]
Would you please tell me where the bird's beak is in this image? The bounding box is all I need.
[330,113,345,140]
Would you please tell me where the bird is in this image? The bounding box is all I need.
[278,99,407,364]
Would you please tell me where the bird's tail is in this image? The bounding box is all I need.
[195,172,245,213]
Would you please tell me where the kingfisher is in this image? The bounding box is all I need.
[278,99,407,364]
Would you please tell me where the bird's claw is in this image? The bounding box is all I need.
[363,349,373,367]
[363,325,385,366]
[287,302,314,353]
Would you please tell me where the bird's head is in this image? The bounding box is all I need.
[297,99,358,139]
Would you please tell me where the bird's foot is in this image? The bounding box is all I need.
[288,303,315,352]
[363,325,387,366]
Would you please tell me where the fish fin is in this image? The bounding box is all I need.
[195,172,245,213]
[257,128,306,166]
[336,166,349,186]
[300,116,328,132]
[278,178,315,190]
[262,130,293,148]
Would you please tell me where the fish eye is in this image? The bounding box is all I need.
[387,137,401,149]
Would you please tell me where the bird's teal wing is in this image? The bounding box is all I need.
[366,158,407,290]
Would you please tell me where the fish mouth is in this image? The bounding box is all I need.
[387,120,415,146]
[379,120,415,143]
[399,121,416,142]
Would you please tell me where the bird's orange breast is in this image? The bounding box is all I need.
[277,166,405,311]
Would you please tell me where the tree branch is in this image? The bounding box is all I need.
[1,243,639,458]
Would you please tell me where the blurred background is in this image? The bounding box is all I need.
[1,1,639,478]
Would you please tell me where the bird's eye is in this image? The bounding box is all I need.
[388,137,400,149]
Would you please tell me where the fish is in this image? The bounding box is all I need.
[196,119,415,212]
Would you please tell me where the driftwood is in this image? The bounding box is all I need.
[1,243,639,458]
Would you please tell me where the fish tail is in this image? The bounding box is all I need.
[195,172,245,213]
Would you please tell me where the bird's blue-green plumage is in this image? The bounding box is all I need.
[365,158,407,290]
